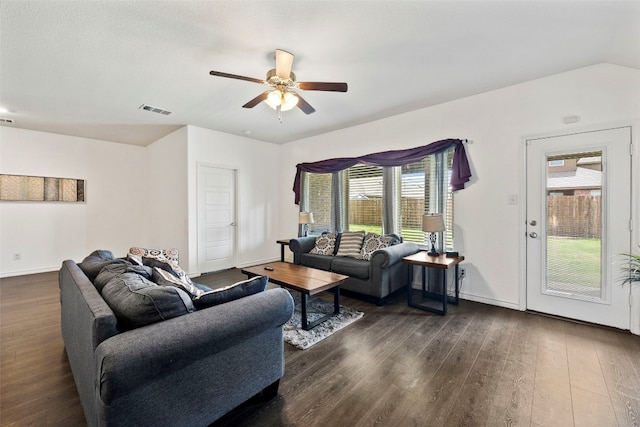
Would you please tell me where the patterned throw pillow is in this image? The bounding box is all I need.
[128,247,192,285]
[128,247,179,264]
[357,233,394,260]
[336,231,366,258]
[309,232,338,255]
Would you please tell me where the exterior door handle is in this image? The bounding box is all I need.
[529,232,538,238]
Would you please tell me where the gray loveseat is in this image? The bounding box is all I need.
[59,251,294,427]
[289,233,419,305]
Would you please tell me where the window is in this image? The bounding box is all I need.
[346,165,383,233]
[301,147,456,250]
[303,173,332,233]
[400,161,426,242]
[400,148,454,248]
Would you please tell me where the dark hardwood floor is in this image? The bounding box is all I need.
[1,269,639,426]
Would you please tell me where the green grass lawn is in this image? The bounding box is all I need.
[547,236,601,288]
[348,228,601,289]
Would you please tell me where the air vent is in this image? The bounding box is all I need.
[139,104,172,115]
[0,118,14,124]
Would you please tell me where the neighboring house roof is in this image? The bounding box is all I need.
[577,156,601,165]
[547,167,601,190]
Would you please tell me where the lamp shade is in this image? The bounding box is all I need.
[422,213,445,232]
[298,212,314,225]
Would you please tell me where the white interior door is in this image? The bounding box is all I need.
[197,164,236,273]
[526,126,632,329]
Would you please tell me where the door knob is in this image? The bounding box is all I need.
[529,232,538,238]
[230,222,236,226]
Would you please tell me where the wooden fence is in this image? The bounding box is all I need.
[547,195,601,238]
[349,198,425,227]
[349,195,602,239]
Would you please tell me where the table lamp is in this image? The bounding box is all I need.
[299,212,314,237]
[422,213,445,256]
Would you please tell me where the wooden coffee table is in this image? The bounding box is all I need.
[241,262,348,330]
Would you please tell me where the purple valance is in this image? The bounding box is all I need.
[293,138,471,204]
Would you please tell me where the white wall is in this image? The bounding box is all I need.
[0,124,282,278]
[0,127,148,276]
[186,126,282,275]
[146,126,189,260]
[278,64,640,323]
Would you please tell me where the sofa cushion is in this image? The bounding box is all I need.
[357,233,395,260]
[102,272,195,329]
[94,262,152,293]
[330,256,370,280]
[78,250,125,282]
[335,231,365,258]
[309,232,337,256]
[301,253,335,271]
[192,276,268,309]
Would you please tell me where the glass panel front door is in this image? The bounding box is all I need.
[545,152,603,300]
[526,127,631,329]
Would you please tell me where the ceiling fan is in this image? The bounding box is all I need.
[209,49,348,118]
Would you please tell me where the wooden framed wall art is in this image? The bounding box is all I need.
[0,174,85,202]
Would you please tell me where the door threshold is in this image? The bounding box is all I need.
[526,310,630,333]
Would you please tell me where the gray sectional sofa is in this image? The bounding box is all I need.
[59,251,294,427]
[289,233,419,305]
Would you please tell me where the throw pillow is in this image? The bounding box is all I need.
[357,233,394,260]
[101,272,195,329]
[192,276,268,309]
[309,232,337,256]
[78,250,127,282]
[151,267,212,299]
[151,268,267,309]
[335,231,366,258]
[128,247,193,286]
[128,247,180,264]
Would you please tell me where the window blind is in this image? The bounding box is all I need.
[346,165,383,233]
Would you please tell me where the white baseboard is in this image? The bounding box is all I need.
[458,292,522,311]
[190,257,281,278]
[236,257,280,269]
[1,266,59,279]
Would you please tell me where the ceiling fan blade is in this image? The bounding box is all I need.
[298,82,348,92]
[275,49,294,79]
[242,91,271,108]
[294,93,316,114]
[209,70,265,85]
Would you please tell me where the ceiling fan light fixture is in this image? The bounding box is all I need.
[265,89,298,111]
[281,91,299,111]
[266,89,282,109]
[209,48,347,116]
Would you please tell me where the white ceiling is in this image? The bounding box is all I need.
[1,1,639,146]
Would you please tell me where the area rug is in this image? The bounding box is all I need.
[283,291,364,350]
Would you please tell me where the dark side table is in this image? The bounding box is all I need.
[402,252,464,315]
[276,239,292,262]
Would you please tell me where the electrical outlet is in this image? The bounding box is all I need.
[13,252,21,261]
[460,268,466,279]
